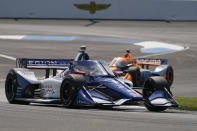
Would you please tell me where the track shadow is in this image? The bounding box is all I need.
[27,103,187,114]
[28,103,155,113]
[85,19,99,27]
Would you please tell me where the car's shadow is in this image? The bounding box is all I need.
[28,103,183,114]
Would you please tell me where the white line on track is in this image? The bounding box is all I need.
[0,54,16,61]
[0,79,5,82]
[0,35,25,40]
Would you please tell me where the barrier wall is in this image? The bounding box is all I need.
[0,0,197,20]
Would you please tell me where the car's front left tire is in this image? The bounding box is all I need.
[60,74,85,107]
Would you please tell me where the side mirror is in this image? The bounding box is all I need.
[114,71,124,76]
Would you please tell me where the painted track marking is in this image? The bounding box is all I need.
[0,54,16,61]
[0,35,187,53]
[0,35,189,60]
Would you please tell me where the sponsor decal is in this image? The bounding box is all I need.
[21,71,34,76]
[41,85,55,96]
[26,59,71,67]
[77,100,91,105]
[130,92,137,97]
[74,1,111,14]
[136,58,162,64]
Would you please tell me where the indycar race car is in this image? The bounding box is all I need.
[109,50,174,87]
[5,49,178,112]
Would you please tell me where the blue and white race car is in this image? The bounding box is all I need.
[5,51,178,112]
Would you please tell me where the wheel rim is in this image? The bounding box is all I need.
[62,82,72,104]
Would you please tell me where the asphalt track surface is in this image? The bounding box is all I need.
[0,19,197,131]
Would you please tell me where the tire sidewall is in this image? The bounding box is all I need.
[128,67,141,87]
[60,78,76,107]
[166,65,174,87]
[143,76,169,112]
[5,71,17,103]
[144,102,167,112]
[60,74,85,107]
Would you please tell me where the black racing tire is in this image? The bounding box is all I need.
[5,70,30,105]
[143,76,169,112]
[165,65,174,87]
[128,67,141,87]
[98,105,114,110]
[144,103,168,112]
[60,74,86,107]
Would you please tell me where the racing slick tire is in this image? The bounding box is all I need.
[128,67,141,87]
[5,70,30,105]
[165,65,174,87]
[60,74,86,108]
[142,76,169,112]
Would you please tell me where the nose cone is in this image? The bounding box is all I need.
[95,77,143,100]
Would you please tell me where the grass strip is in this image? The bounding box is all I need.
[174,97,197,111]
[139,97,197,111]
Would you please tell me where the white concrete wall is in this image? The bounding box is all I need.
[0,0,197,20]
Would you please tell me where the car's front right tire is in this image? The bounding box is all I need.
[5,70,18,104]
[5,70,30,105]
[143,76,169,112]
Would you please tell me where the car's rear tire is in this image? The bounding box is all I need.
[60,74,86,107]
[5,70,30,105]
[143,76,169,112]
[165,65,174,87]
[128,67,141,87]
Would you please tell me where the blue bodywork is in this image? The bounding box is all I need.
[148,90,178,107]
[15,74,31,98]
[71,60,143,106]
[13,59,177,108]
[140,65,168,84]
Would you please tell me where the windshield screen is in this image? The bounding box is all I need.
[110,58,129,68]
[73,61,108,76]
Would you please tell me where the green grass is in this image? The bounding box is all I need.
[139,97,197,111]
[174,97,197,111]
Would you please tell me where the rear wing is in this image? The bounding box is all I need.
[135,58,168,69]
[16,58,73,78]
